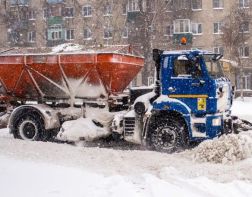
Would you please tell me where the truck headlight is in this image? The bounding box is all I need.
[212,117,222,126]
[134,102,146,115]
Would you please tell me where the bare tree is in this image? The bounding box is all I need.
[221,4,251,99]
[126,0,193,85]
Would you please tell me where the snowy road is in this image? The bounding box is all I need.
[0,128,252,197]
[1,98,252,196]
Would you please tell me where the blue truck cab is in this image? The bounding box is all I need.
[128,49,233,152]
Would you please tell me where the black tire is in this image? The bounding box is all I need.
[14,113,49,141]
[147,116,188,153]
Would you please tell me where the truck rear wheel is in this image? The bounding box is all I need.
[147,116,188,153]
[14,114,48,141]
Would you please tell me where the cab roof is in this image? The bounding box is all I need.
[162,50,218,56]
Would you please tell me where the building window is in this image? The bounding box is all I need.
[239,0,249,8]
[239,46,249,57]
[43,8,48,19]
[48,25,63,40]
[238,75,251,89]
[213,47,224,55]
[10,0,29,5]
[164,25,173,36]
[122,27,128,38]
[104,27,113,39]
[213,22,223,34]
[47,0,63,3]
[52,31,62,40]
[192,0,202,10]
[65,29,74,40]
[64,7,74,18]
[122,3,127,14]
[128,0,140,12]
[104,2,113,16]
[240,21,249,32]
[165,0,173,11]
[149,1,156,12]
[176,0,189,9]
[82,5,92,17]
[28,31,36,43]
[213,0,223,9]
[83,28,92,40]
[174,19,190,33]
[191,23,202,34]
[148,77,154,86]
[28,10,36,20]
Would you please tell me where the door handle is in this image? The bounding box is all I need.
[192,80,205,87]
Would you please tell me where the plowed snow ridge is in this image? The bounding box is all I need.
[193,131,252,164]
[0,129,252,183]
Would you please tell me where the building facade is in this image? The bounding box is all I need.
[0,0,252,89]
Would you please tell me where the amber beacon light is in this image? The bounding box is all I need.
[180,37,187,45]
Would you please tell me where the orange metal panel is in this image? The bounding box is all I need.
[0,52,144,101]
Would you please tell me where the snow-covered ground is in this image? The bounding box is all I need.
[0,98,252,197]
[231,97,252,122]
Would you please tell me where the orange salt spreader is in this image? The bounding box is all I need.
[0,48,144,103]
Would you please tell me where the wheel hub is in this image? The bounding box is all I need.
[153,127,177,149]
[19,120,38,140]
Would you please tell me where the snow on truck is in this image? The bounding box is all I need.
[0,45,250,152]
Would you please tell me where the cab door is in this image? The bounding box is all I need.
[166,56,211,115]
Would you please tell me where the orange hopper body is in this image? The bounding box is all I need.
[0,52,144,101]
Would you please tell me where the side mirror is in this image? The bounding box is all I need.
[212,54,223,61]
[153,49,162,62]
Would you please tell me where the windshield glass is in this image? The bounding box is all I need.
[203,55,224,78]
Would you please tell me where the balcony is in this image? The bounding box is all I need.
[46,0,64,4]
[173,33,193,45]
[48,16,63,26]
[10,0,29,6]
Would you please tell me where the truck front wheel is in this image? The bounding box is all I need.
[147,116,188,153]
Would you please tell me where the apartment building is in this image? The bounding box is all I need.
[0,0,251,88]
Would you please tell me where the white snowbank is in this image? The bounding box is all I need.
[51,43,84,53]
[232,97,252,122]
[193,131,252,164]
[1,155,252,197]
[57,107,115,142]
[57,118,110,142]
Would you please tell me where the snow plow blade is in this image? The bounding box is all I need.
[232,116,252,133]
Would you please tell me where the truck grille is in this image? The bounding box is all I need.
[124,117,135,136]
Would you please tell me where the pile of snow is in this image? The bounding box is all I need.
[57,117,110,142]
[193,131,252,164]
[52,43,84,53]
[231,97,252,122]
[0,112,10,129]
[57,107,115,142]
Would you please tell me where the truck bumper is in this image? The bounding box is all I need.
[189,114,223,141]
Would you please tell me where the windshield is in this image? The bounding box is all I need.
[203,55,224,79]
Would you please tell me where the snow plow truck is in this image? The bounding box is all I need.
[0,46,251,152]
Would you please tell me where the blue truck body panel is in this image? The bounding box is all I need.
[152,50,232,141]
